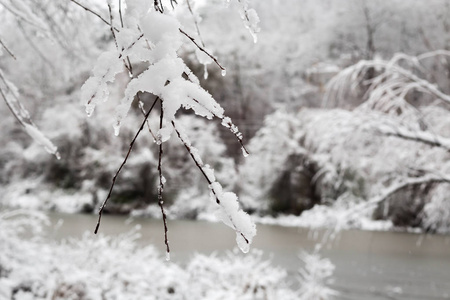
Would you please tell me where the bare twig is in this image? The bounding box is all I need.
[107,2,133,74]
[186,0,206,48]
[107,4,119,49]
[170,0,177,10]
[118,0,124,28]
[69,0,118,31]
[179,28,225,72]
[94,96,160,234]
[0,87,24,126]
[154,0,164,13]
[138,100,157,141]
[0,37,16,60]
[157,99,170,257]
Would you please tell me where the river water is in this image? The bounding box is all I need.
[45,212,450,300]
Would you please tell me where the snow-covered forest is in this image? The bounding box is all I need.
[1,0,450,299]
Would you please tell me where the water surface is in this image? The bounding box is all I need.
[45,212,450,300]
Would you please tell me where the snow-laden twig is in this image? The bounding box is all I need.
[0,71,60,159]
[172,120,256,253]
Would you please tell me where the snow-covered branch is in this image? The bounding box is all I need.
[349,174,450,218]
[172,120,256,253]
[376,122,450,151]
[0,71,60,159]
[324,50,450,109]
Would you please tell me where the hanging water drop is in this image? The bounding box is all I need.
[241,146,249,157]
[165,251,171,261]
[203,64,209,80]
[221,69,227,76]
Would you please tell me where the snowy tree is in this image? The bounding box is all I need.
[0,0,261,255]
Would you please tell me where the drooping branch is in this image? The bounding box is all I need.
[172,120,250,245]
[94,96,159,234]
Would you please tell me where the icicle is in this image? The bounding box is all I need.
[221,68,227,76]
[165,251,171,261]
[113,123,120,136]
[251,32,258,43]
[241,146,249,157]
[203,64,209,80]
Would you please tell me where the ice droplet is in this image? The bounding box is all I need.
[113,124,120,136]
[236,233,249,253]
[241,146,249,157]
[250,31,258,44]
[85,104,94,117]
[221,69,227,76]
[203,64,209,80]
[165,251,171,261]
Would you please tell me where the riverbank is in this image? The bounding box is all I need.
[0,181,441,237]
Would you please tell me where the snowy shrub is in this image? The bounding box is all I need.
[0,210,330,300]
[185,249,298,299]
[240,99,450,231]
[319,50,450,230]
[297,252,337,300]
[422,184,450,234]
[239,108,368,216]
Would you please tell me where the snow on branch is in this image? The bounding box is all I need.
[324,50,450,109]
[375,121,450,152]
[347,173,450,219]
[0,71,60,159]
[173,120,256,253]
[229,0,260,43]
